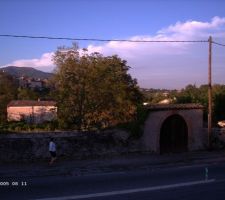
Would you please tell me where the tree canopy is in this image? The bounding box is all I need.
[0,71,18,123]
[52,45,143,130]
[175,84,225,123]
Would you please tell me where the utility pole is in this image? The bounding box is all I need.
[208,36,212,149]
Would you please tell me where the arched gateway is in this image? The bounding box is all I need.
[142,104,205,154]
[160,114,188,154]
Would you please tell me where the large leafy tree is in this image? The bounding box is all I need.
[52,45,143,130]
[0,71,18,123]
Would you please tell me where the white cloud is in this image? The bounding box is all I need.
[4,52,55,72]
[84,16,225,88]
[2,16,225,88]
[163,17,225,32]
[86,16,225,57]
[159,16,225,38]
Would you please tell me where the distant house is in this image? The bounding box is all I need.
[158,98,173,104]
[19,77,29,88]
[28,79,43,90]
[7,100,57,124]
[218,120,225,127]
[19,77,45,90]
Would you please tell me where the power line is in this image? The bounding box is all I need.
[1,34,225,47]
[0,34,208,43]
[212,41,225,47]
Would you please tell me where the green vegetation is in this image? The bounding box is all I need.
[0,71,18,123]
[0,45,144,134]
[175,84,225,123]
[0,121,58,133]
[1,47,225,135]
[17,87,51,101]
[52,45,143,130]
[118,105,149,138]
[142,84,225,124]
[142,88,177,104]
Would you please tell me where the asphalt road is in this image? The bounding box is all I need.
[1,162,225,200]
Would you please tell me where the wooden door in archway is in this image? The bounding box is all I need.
[160,114,188,154]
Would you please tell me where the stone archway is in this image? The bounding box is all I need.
[160,114,188,154]
[142,104,205,153]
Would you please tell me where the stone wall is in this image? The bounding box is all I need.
[212,128,225,149]
[0,130,142,163]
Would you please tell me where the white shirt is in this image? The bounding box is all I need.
[49,141,56,152]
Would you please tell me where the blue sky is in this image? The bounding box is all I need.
[1,0,225,89]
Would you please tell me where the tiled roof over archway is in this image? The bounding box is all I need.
[147,104,204,111]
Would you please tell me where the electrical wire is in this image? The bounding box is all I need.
[0,34,208,43]
[1,34,225,47]
[212,41,225,47]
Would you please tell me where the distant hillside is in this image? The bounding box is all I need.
[0,66,53,79]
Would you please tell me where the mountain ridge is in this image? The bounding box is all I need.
[0,66,53,79]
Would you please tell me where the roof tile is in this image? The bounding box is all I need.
[147,103,204,111]
[7,100,57,107]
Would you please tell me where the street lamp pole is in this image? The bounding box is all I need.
[208,36,212,149]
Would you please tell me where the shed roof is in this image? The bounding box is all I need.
[7,100,57,107]
[147,103,204,111]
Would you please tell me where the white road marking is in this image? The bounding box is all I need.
[35,179,215,200]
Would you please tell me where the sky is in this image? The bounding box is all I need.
[0,0,225,89]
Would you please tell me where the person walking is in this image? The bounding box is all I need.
[49,138,57,165]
